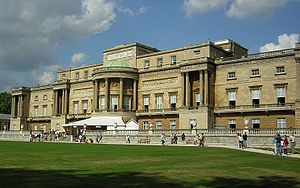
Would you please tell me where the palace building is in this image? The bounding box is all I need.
[10,39,300,133]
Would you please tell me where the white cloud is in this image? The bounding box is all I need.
[0,0,116,90]
[71,52,88,64]
[182,0,229,17]
[118,6,148,16]
[226,0,288,19]
[259,33,299,52]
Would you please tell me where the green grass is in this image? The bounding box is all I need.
[0,141,299,188]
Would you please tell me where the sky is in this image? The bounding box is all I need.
[0,0,299,92]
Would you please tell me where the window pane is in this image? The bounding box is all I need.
[252,89,260,99]
[228,91,236,101]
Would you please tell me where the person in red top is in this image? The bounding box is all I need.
[282,135,289,155]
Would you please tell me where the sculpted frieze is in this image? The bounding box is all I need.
[143,78,178,89]
[74,88,93,96]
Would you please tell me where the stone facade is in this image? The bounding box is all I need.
[10,39,300,132]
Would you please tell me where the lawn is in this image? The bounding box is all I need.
[0,141,299,188]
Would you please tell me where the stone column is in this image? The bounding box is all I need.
[105,78,109,110]
[62,89,65,114]
[204,70,209,105]
[199,70,203,105]
[185,72,190,108]
[11,96,15,117]
[54,90,58,115]
[93,80,99,111]
[64,89,68,114]
[133,79,137,111]
[119,78,123,111]
[19,95,23,116]
[181,73,185,107]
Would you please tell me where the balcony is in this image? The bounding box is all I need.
[214,103,295,114]
[137,108,179,116]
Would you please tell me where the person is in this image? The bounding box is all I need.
[126,135,130,143]
[199,132,205,147]
[242,132,248,148]
[174,134,178,144]
[181,133,186,142]
[96,133,100,144]
[238,133,243,149]
[289,133,296,154]
[282,135,289,155]
[161,133,166,145]
[273,136,277,155]
[275,133,282,156]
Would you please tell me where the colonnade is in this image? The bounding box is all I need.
[53,89,69,115]
[11,95,23,117]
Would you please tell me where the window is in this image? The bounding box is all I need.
[157,58,163,67]
[84,71,88,79]
[143,96,149,111]
[43,95,47,101]
[156,95,163,110]
[252,119,260,129]
[73,101,79,114]
[277,118,286,128]
[171,56,176,65]
[42,124,46,131]
[276,87,285,105]
[144,60,150,69]
[143,121,149,130]
[189,119,196,129]
[228,91,236,108]
[193,50,200,56]
[156,121,162,129]
[124,96,130,111]
[276,66,285,74]
[111,96,118,111]
[61,74,66,80]
[34,106,38,117]
[42,105,47,117]
[82,100,88,113]
[34,96,39,102]
[34,124,38,131]
[228,72,236,79]
[251,69,260,77]
[170,94,176,110]
[169,120,176,130]
[228,119,236,129]
[75,72,80,80]
[99,97,105,110]
[195,93,201,106]
[251,89,260,107]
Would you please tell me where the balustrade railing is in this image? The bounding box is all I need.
[215,103,295,112]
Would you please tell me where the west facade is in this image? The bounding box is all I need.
[10,39,300,132]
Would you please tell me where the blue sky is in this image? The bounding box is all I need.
[0,0,299,91]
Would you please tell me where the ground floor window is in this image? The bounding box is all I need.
[143,121,149,130]
[169,120,176,130]
[156,121,162,129]
[252,119,260,129]
[277,118,286,128]
[228,119,236,129]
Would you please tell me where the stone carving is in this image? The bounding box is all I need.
[143,78,178,89]
[74,88,93,96]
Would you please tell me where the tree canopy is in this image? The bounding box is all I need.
[0,92,11,114]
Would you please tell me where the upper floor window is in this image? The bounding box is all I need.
[156,95,163,110]
[143,96,149,111]
[34,106,38,117]
[75,72,80,80]
[111,96,118,111]
[61,74,66,80]
[99,97,105,110]
[42,105,47,117]
[170,94,177,110]
[193,50,200,56]
[276,87,286,105]
[228,72,236,80]
[171,56,176,65]
[84,71,88,79]
[73,101,79,114]
[195,93,201,106]
[277,118,286,128]
[276,66,285,74]
[82,100,88,113]
[157,58,163,67]
[144,60,150,69]
[228,90,236,108]
[34,96,39,102]
[43,95,47,101]
[251,88,260,107]
[228,119,236,129]
[251,69,260,77]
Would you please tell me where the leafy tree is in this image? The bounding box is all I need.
[0,92,11,114]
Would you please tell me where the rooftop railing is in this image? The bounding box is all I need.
[215,103,295,113]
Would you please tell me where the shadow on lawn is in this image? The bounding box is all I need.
[0,168,299,188]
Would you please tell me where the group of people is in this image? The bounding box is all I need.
[194,133,205,147]
[273,133,296,156]
[29,129,66,142]
[236,132,248,149]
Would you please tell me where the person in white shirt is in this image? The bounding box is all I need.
[289,133,296,154]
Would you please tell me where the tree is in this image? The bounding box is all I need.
[0,92,11,114]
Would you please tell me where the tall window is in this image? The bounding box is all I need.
[99,97,105,110]
[277,118,286,128]
[144,60,150,69]
[276,87,285,105]
[157,58,163,67]
[228,90,236,108]
[111,96,118,111]
[61,74,66,80]
[170,94,176,110]
[34,96,39,101]
[171,56,176,65]
[251,69,260,77]
[228,72,236,79]
[82,100,88,113]
[156,95,163,110]
[143,96,149,111]
[124,96,130,111]
[143,121,149,130]
[169,120,176,130]
[252,119,260,129]
[34,106,38,117]
[156,121,162,129]
[42,105,47,117]
[195,93,200,106]
[75,72,80,80]
[251,89,260,107]
[73,101,79,114]
[84,71,88,79]
[43,95,47,101]
[228,119,236,129]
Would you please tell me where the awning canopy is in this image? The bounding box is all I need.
[63,116,125,128]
